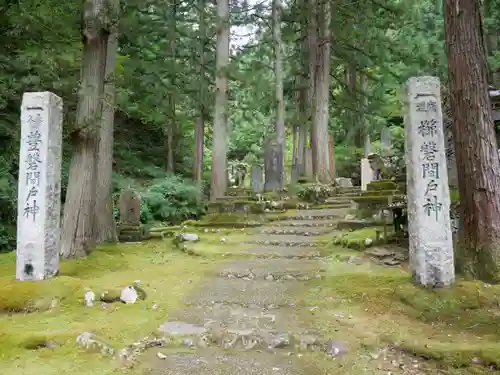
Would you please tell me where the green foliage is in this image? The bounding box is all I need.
[140,175,204,225]
[334,145,363,182]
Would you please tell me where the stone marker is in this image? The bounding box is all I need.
[118,189,143,242]
[119,189,141,225]
[328,136,335,179]
[251,166,263,193]
[264,137,283,191]
[304,147,313,178]
[16,92,63,281]
[404,76,454,287]
[360,158,372,191]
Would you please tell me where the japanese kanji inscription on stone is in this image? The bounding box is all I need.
[16,92,63,281]
[404,77,454,287]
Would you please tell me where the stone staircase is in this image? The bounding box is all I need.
[139,191,354,375]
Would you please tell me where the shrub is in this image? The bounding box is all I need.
[140,174,204,224]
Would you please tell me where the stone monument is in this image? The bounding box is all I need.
[404,76,454,287]
[251,165,263,193]
[264,137,283,191]
[16,92,63,281]
[118,189,143,242]
[360,158,372,191]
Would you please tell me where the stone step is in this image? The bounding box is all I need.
[258,226,334,236]
[217,259,327,281]
[272,220,336,227]
[141,347,319,375]
[272,209,346,222]
[248,235,328,247]
[241,246,322,259]
[325,196,356,203]
[182,278,301,309]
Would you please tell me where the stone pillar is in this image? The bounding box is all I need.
[251,166,263,193]
[404,76,454,287]
[264,137,283,191]
[360,158,372,191]
[16,92,63,281]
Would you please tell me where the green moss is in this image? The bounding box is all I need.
[359,190,397,197]
[366,180,397,191]
[0,276,82,312]
[334,226,391,250]
[311,259,500,370]
[0,242,223,374]
[450,188,460,203]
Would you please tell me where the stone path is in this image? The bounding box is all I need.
[138,193,437,375]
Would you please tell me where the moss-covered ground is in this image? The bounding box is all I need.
[308,243,500,373]
[0,241,224,375]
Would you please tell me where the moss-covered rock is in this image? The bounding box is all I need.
[367,180,397,191]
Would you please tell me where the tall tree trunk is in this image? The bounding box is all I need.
[311,0,331,183]
[167,0,177,173]
[348,67,363,147]
[308,0,318,175]
[61,0,109,258]
[95,20,118,244]
[210,0,229,200]
[193,0,206,199]
[445,0,500,282]
[297,0,309,176]
[359,72,370,156]
[272,0,285,187]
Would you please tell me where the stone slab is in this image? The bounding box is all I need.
[16,91,63,281]
[404,76,454,287]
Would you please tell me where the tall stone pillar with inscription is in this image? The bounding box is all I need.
[404,77,454,287]
[16,92,63,281]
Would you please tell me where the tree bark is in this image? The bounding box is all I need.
[308,0,318,176]
[61,0,109,258]
[210,0,229,200]
[193,0,206,199]
[272,0,285,187]
[311,0,331,183]
[445,0,500,282]
[95,23,118,244]
[297,0,309,176]
[167,0,177,173]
